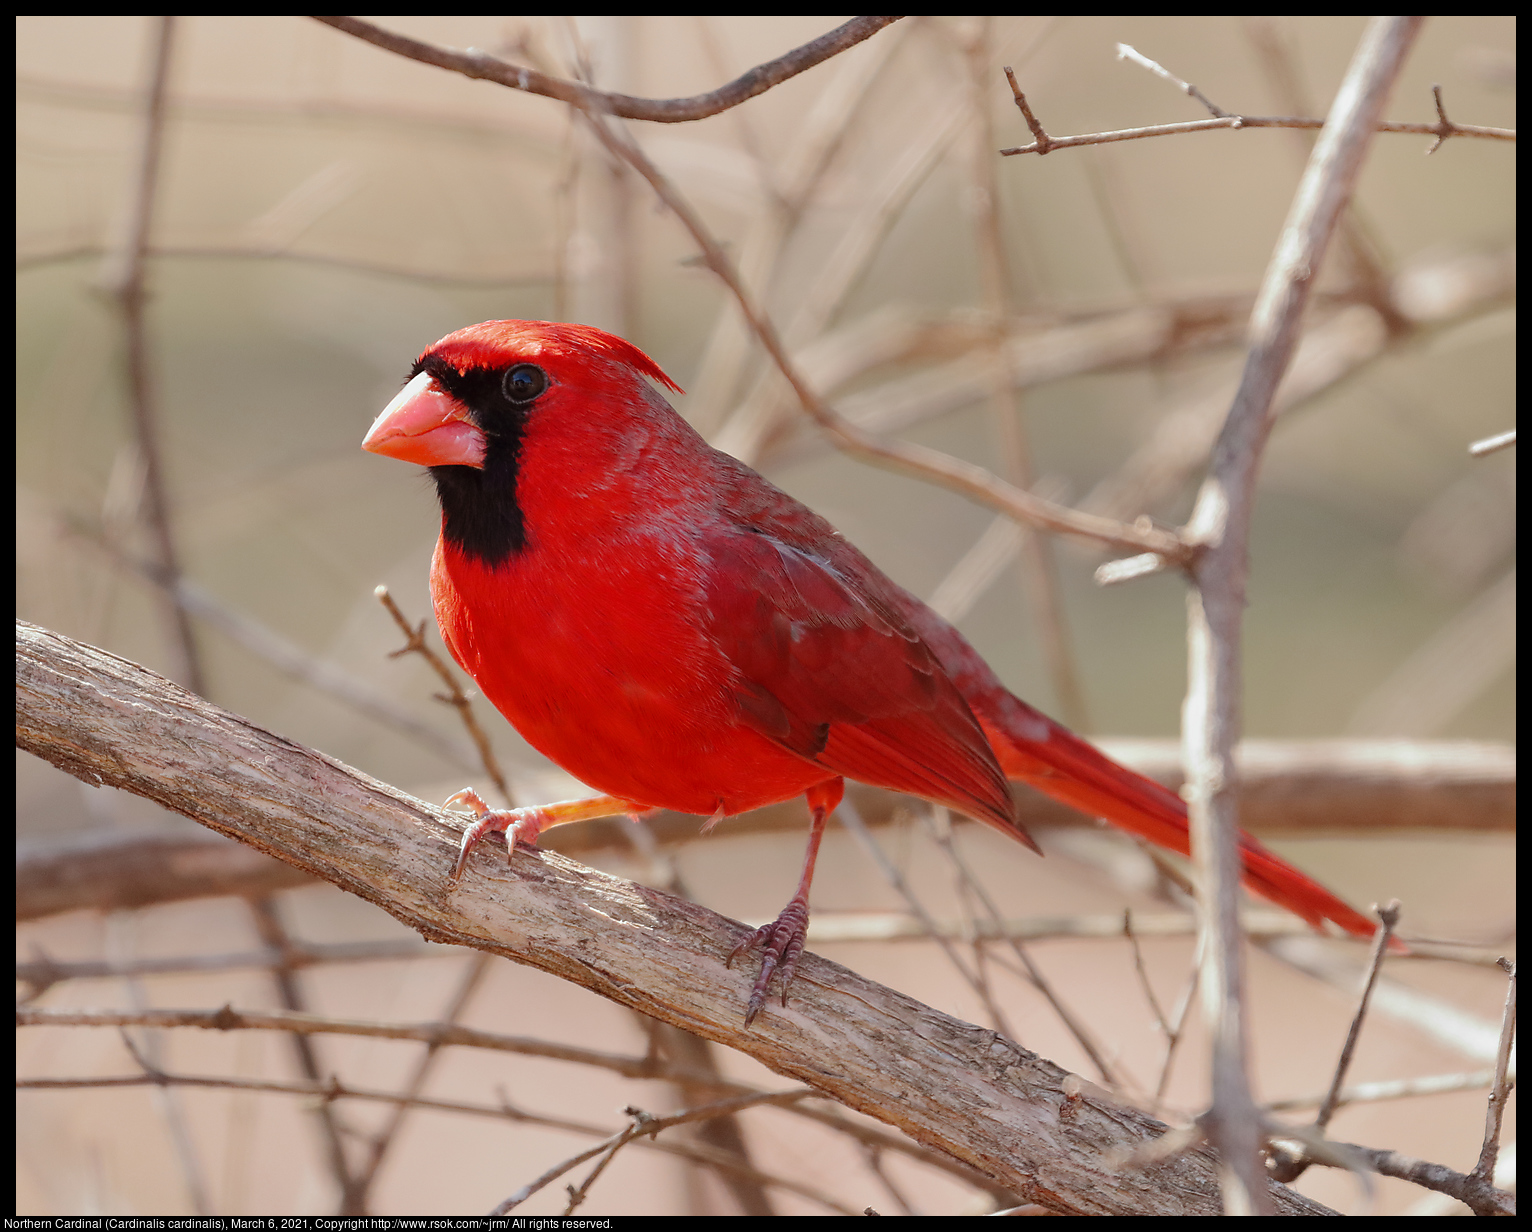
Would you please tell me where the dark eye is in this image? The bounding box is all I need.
[502,364,547,404]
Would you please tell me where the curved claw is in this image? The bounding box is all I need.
[445,788,548,884]
[727,899,811,1027]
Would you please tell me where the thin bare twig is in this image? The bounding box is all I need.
[1116,43,1232,118]
[1178,17,1424,1213]
[1002,66,1052,154]
[1316,902,1401,1131]
[491,1090,826,1215]
[1470,959,1516,1188]
[1123,910,1172,1037]
[1152,942,1203,1117]
[1305,1136,1516,1216]
[560,1108,657,1215]
[919,807,1124,1091]
[833,799,1019,1045]
[312,15,903,123]
[999,109,1513,157]
[1268,901,1402,1184]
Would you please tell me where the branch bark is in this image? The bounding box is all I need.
[15,619,1335,1215]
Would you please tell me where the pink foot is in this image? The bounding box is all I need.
[727,898,811,1027]
[445,789,550,883]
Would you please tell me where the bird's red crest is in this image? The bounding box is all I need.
[420,320,684,395]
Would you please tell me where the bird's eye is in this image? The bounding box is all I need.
[502,364,548,404]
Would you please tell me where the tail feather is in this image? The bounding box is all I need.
[975,697,1382,942]
[893,585,1386,945]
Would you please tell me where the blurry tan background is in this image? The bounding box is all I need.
[16,15,1515,1216]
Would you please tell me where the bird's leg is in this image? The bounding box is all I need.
[728,778,844,1026]
[445,790,652,883]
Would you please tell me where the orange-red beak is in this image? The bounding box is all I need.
[362,371,486,469]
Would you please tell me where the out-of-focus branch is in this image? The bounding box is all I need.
[96,16,204,696]
[68,520,482,770]
[578,106,1189,563]
[312,15,903,123]
[23,242,558,287]
[960,21,1087,729]
[348,954,494,1210]
[247,895,363,1213]
[18,1043,844,1212]
[374,586,514,805]
[686,20,910,436]
[1346,568,1516,738]
[306,17,1182,559]
[19,736,1512,923]
[1178,17,1424,1213]
[303,19,1188,562]
[1468,429,1515,457]
[1079,247,1514,533]
[8,1001,1025,1201]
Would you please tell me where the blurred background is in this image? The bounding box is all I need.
[17,15,1515,1216]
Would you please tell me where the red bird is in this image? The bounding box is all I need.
[363,319,1381,1024]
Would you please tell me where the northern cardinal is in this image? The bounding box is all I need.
[363,319,1381,1024]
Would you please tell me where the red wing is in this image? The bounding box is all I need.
[705,454,1381,943]
[704,526,1019,837]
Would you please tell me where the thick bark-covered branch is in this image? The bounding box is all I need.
[15,620,1335,1214]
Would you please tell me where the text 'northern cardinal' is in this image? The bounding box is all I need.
[363,319,1381,1025]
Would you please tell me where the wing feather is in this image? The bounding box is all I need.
[703,523,1016,834]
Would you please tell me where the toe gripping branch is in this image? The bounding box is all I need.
[727,777,842,1027]
[728,899,813,1027]
[446,790,648,883]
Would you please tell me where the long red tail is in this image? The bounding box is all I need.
[974,690,1380,940]
[896,587,1385,943]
